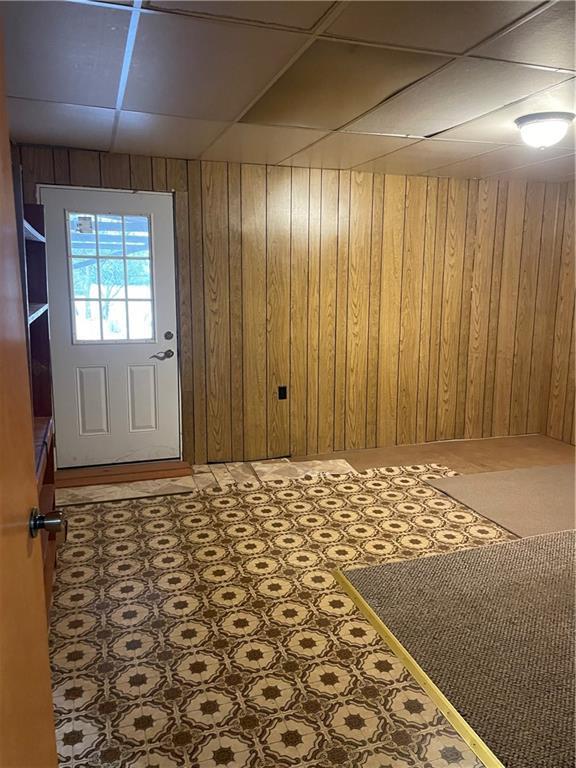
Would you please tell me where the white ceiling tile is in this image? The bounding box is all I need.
[439,79,576,146]
[124,13,306,120]
[355,139,505,175]
[7,99,115,150]
[243,41,449,130]
[0,1,129,108]
[426,144,574,179]
[113,111,228,157]
[281,132,417,170]
[491,153,575,181]
[345,58,570,138]
[201,123,327,164]
[325,1,539,54]
[473,2,575,71]
[151,1,332,30]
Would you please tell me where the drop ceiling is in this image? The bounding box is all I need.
[1,0,575,181]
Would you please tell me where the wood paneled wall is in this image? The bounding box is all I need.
[17,145,575,463]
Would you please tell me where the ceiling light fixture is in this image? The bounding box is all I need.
[514,112,575,149]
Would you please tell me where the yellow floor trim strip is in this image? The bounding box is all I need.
[332,568,505,768]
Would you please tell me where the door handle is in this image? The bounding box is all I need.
[149,349,174,361]
[29,508,67,540]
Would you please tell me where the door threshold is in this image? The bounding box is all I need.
[55,459,191,488]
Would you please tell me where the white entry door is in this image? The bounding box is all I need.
[40,186,180,468]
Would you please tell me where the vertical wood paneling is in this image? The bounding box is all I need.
[69,149,101,187]
[152,157,167,191]
[19,144,575,461]
[317,170,339,454]
[416,177,438,444]
[482,180,508,437]
[377,175,405,446]
[166,159,190,245]
[266,166,291,458]
[455,179,478,438]
[366,173,384,449]
[398,176,427,445]
[334,171,350,451]
[492,181,527,435]
[437,179,468,440]
[426,178,448,442]
[289,168,309,457]
[167,159,189,205]
[166,159,193,462]
[228,163,244,461]
[527,184,564,433]
[187,160,208,463]
[20,145,54,203]
[307,170,321,455]
[547,184,575,439]
[346,171,373,449]
[241,165,267,460]
[465,179,498,438]
[562,319,575,444]
[510,182,545,434]
[202,162,232,461]
[53,148,70,186]
[130,155,153,190]
[100,153,130,189]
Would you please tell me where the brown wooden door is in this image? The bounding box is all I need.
[0,32,58,768]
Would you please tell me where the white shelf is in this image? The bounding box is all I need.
[24,219,46,243]
[28,302,48,324]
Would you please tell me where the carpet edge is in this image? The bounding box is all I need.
[332,568,505,768]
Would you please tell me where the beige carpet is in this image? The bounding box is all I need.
[344,530,576,768]
[427,463,575,537]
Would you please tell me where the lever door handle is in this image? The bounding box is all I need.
[149,349,174,361]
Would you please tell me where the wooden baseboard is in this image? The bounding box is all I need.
[55,459,191,488]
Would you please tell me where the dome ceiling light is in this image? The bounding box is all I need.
[514,112,575,149]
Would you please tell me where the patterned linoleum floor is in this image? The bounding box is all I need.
[50,465,513,768]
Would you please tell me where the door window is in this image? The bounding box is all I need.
[67,212,154,342]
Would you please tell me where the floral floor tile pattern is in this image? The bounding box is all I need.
[50,465,513,767]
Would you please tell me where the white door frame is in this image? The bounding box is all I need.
[39,184,183,468]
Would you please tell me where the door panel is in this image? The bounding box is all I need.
[128,364,158,431]
[0,37,58,767]
[77,366,109,434]
[39,187,181,467]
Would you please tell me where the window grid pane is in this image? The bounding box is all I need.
[67,212,154,343]
[102,300,128,340]
[128,300,153,340]
[71,258,99,300]
[74,300,101,340]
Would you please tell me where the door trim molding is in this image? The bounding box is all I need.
[36,183,174,201]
